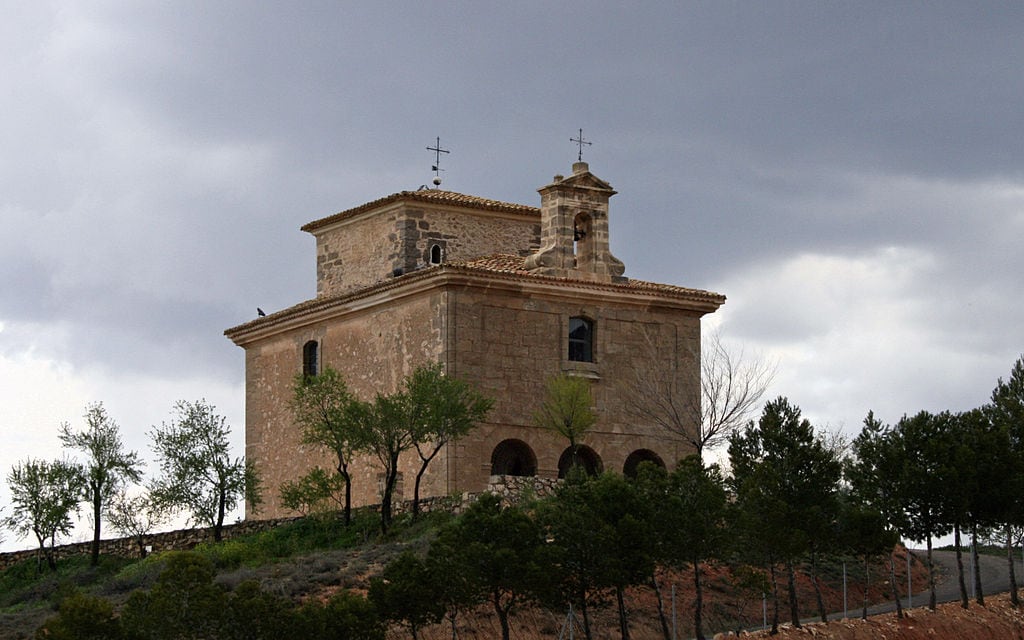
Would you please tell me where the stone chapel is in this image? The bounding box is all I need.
[225,161,725,519]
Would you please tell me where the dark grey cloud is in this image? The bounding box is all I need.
[1,2,1021,452]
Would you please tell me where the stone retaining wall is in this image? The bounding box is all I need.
[0,475,556,570]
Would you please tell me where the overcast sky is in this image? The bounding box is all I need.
[2,3,1022,551]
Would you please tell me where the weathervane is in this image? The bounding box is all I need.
[426,136,450,187]
[570,128,591,162]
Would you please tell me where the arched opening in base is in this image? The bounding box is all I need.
[623,449,666,477]
[490,439,538,477]
[557,445,603,478]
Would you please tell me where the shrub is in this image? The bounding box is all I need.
[34,592,122,640]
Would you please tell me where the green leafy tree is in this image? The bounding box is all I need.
[537,472,652,640]
[290,367,369,524]
[728,397,841,632]
[150,400,262,542]
[836,499,897,620]
[279,466,349,517]
[370,551,443,640]
[437,493,544,640]
[425,523,479,640]
[121,552,228,640]
[222,581,297,640]
[664,457,728,640]
[535,374,596,471]
[846,411,908,618]
[988,354,1024,606]
[106,489,168,558]
[35,592,124,640]
[296,590,383,640]
[5,457,84,571]
[360,364,493,532]
[891,410,954,610]
[406,364,493,519]
[123,556,299,640]
[59,402,143,566]
[363,390,418,534]
[946,408,1008,607]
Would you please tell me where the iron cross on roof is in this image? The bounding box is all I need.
[570,128,591,162]
[426,136,450,186]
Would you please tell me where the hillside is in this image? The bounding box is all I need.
[0,512,985,640]
[762,593,1024,640]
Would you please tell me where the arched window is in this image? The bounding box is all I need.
[568,317,593,362]
[302,340,319,377]
[557,445,603,478]
[429,243,443,265]
[623,449,666,477]
[490,439,538,477]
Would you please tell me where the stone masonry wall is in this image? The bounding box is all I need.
[244,288,448,519]
[447,283,700,495]
[313,203,539,298]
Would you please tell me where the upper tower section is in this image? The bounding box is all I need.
[301,190,540,298]
[524,162,626,283]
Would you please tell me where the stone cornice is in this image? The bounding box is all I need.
[225,265,725,346]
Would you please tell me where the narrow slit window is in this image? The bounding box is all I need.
[302,340,319,377]
[429,244,443,264]
[568,317,593,362]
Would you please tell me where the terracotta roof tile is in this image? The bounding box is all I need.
[226,254,724,341]
[301,190,539,232]
[446,254,725,301]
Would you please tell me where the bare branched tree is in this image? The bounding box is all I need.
[628,328,776,460]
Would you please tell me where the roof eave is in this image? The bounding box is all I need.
[225,266,725,347]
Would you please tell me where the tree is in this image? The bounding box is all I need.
[425,530,479,640]
[628,328,775,460]
[5,458,83,571]
[150,400,262,542]
[670,457,728,639]
[436,493,544,640]
[279,466,349,517]
[635,457,728,640]
[989,354,1024,606]
[728,397,841,632]
[891,410,954,610]
[535,374,596,470]
[295,590,383,640]
[221,581,297,640]
[58,402,143,566]
[944,408,1008,607]
[106,489,168,558]
[405,364,492,519]
[363,389,417,534]
[846,411,908,618]
[369,552,443,640]
[121,553,228,640]
[537,472,653,640]
[290,367,369,525]
[836,499,897,620]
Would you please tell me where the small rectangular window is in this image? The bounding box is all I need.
[568,317,593,362]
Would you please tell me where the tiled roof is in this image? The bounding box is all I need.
[226,254,725,341]
[301,189,539,232]
[447,254,534,275]
[446,254,726,301]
